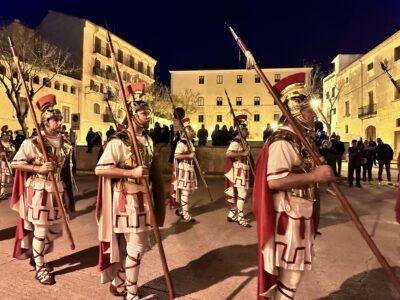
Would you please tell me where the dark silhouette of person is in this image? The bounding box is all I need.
[211,125,221,146]
[262,123,273,142]
[348,139,363,187]
[86,127,95,153]
[197,124,208,146]
[106,125,115,141]
[375,138,394,184]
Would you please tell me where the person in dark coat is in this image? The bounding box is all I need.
[375,138,394,184]
[211,125,221,146]
[319,140,337,175]
[262,123,273,142]
[332,135,345,176]
[106,125,115,141]
[362,140,375,183]
[197,124,208,146]
[220,125,230,146]
[348,139,363,187]
[86,127,95,153]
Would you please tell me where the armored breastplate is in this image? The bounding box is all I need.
[116,131,153,169]
[31,136,72,181]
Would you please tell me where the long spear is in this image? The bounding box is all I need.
[8,37,75,250]
[226,24,400,294]
[224,89,255,176]
[106,31,175,300]
[168,94,214,202]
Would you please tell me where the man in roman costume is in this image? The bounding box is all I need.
[10,94,74,285]
[170,116,198,222]
[253,73,335,299]
[0,127,15,199]
[95,82,165,300]
[224,114,251,228]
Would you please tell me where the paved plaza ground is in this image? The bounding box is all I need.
[0,168,399,299]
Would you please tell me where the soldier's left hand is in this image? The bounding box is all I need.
[319,156,326,164]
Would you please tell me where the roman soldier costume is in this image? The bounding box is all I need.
[96,82,165,300]
[170,117,198,222]
[224,115,251,228]
[0,128,15,199]
[10,94,74,285]
[253,73,317,299]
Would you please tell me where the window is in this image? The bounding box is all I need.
[43,77,51,88]
[326,92,330,99]
[147,66,151,76]
[138,61,144,73]
[236,97,242,106]
[274,74,281,82]
[0,65,5,75]
[331,87,335,98]
[367,62,374,71]
[94,103,100,114]
[216,75,223,84]
[396,118,400,127]
[254,96,260,106]
[217,115,222,122]
[94,37,101,53]
[254,114,260,122]
[199,75,204,84]
[122,72,128,81]
[368,91,374,106]
[118,50,123,63]
[345,125,349,133]
[90,80,99,92]
[62,106,70,123]
[255,74,260,83]
[63,84,68,92]
[198,115,204,123]
[129,56,135,68]
[216,97,223,106]
[198,97,204,106]
[395,46,400,61]
[237,75,243,83]
[54,81,60,90]
[274,114,280,121]
[100,83,104,93]
[333,108,337,115]
[346,77,349,83]
[33,76,39,84]
[395,80,400,99]
[70,86,76,94]
[345,101,350,116]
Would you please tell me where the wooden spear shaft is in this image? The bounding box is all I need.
[8,37,75,250]
[226,24,400,294]
[106,31,175,300]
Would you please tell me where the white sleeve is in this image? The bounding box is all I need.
[267,140,299,181]
[95,139,124,170]
[11,139,36,165]
[227,141,241,153]
[174,142,188,155]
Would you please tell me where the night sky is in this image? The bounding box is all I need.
[2,0,400,85]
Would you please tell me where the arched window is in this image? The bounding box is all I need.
[70,86,76,94]
[94,103,100,114]
[33,76,40,84]
[0,65,6,76]
[54,81,60,90]
[43,77,51,88]
[63,83,68,92]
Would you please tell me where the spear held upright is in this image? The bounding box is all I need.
[106,31,175,300]
[224,89,255,176]
[226,24,400,294]
[168,93,214,202]
[8,37,75,250]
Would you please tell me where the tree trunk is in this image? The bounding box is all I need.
[17,116,28,137]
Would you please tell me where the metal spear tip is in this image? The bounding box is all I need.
[7,36,14,47]
[226,24,239,41]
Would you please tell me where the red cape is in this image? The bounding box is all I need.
[224,157,234,201]
[10,170,33,259]
[396,185,400,223]
[252,143,277,299]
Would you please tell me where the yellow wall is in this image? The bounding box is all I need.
[323,30,400,153]
[170,68,311,140]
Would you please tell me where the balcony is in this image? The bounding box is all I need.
[358,104,377,119]
[92,67,116,81]
[103,113,114,123]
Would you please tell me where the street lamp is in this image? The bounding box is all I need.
[310,98,320,110]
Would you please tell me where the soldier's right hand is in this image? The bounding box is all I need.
[242,150,250,157]
[130,165,149,179]
[188,152,196,159]
[313,165,335,183]
[37,162,55,174]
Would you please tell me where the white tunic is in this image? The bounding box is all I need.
[263,127,314,273]
[96,137,152,234]
[174,140,197,192]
